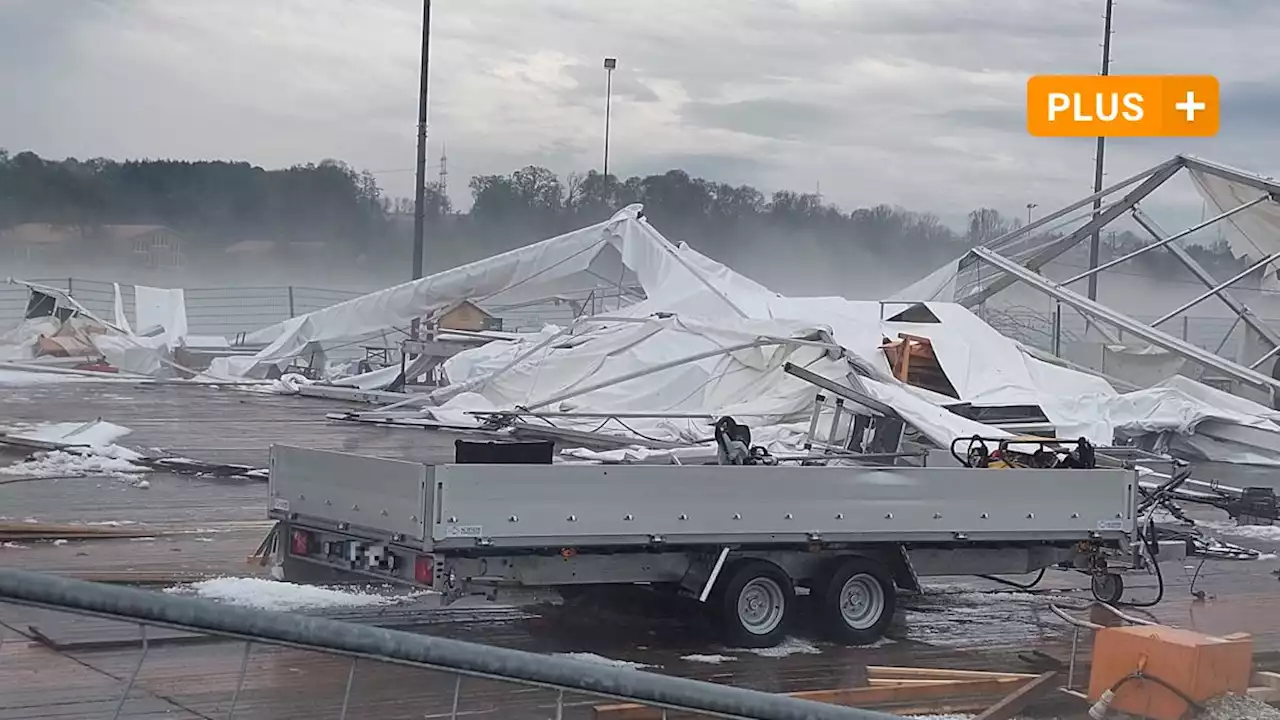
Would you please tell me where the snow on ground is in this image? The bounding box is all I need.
[165,577,430,612]
[680,653,738,664]
[0,420,149,482]
[553,652,656,670]
[1196,519,1280,543]
[730,637,822,658]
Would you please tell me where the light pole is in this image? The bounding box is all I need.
[1026,202,1038,226]
[603,57,616,178]
[409,0,431,341]
[411,0,431,284]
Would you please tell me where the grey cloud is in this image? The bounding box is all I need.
[556,61,661,108]
[680,98,844,142]
[3,0,1280,227]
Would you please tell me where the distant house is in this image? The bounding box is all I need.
[99,225,186,270]
[436,300,503,332]
[0,223,81,263]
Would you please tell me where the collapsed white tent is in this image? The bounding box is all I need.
[209,204,699,379]
[294,205,1271,455]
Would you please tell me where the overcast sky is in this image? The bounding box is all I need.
[2,0,1277,230]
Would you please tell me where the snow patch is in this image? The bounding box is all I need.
[554,652,655,670]
[680,653,738,664]
[1,448,148,480]
[731,637,822,658]
[165,577,428,612]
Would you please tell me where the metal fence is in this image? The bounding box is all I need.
[985,304,1257,362]
[0,278,366,340]
[0,569,890,720]
[0,278,646,341]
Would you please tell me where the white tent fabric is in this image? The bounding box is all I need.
[1189,167,1280,290]
[434,313,1010,449]
[209,204,713,379]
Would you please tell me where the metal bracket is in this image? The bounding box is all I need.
[698,547,731,603]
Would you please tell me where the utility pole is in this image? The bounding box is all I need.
[437,143,448,203]
[603,57,616,177]
[410,0,431,340]
[1026,202,1038,226]
[1087,0,1114,301]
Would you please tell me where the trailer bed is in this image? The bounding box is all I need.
[268,445,1137,550]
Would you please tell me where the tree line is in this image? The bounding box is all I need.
[0,149,1242,280]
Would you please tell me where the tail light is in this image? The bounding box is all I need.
[414,555,434,586]
[289,529,311,556]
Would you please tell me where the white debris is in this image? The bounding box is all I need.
[680,653,738,664]
[52,539,68,546]
[1196,520,1280,543]
[2,420,135,448]
[0,420,149,480]
[731,637,822,658]
[165,577,427,612]
[553,652,655,670]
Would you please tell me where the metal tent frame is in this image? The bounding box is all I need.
[929,155,1280,400]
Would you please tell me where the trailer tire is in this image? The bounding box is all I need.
[1091,572,1124,604]
[816,557,896,646]
[712,560,794,648]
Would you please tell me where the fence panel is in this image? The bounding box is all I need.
[0,569,891,720]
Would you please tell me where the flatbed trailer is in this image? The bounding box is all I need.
[267,444,1143,648]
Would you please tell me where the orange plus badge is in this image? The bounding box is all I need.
[1026,75,1219,137]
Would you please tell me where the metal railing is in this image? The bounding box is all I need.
[0,569,893,720]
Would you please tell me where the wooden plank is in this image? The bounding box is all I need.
[867,678,974,687]
[974,671,1059,720]
[866,666,1037,681]
[593,678,1025,720]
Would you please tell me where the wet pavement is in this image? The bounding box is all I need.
[4,381,1280,718]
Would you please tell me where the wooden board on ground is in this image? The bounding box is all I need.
[974,671,1060,720]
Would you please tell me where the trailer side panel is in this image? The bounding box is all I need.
[431,464,1134,549]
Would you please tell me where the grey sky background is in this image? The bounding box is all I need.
[1,0,1277,231]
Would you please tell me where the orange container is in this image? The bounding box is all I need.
[1087,625,1252,720]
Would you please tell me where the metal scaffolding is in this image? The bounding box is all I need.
[912,154,1280,405]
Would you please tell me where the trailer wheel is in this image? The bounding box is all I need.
[712,560,794,648]
[1091,572,1124,604]
[816,557,896,645]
